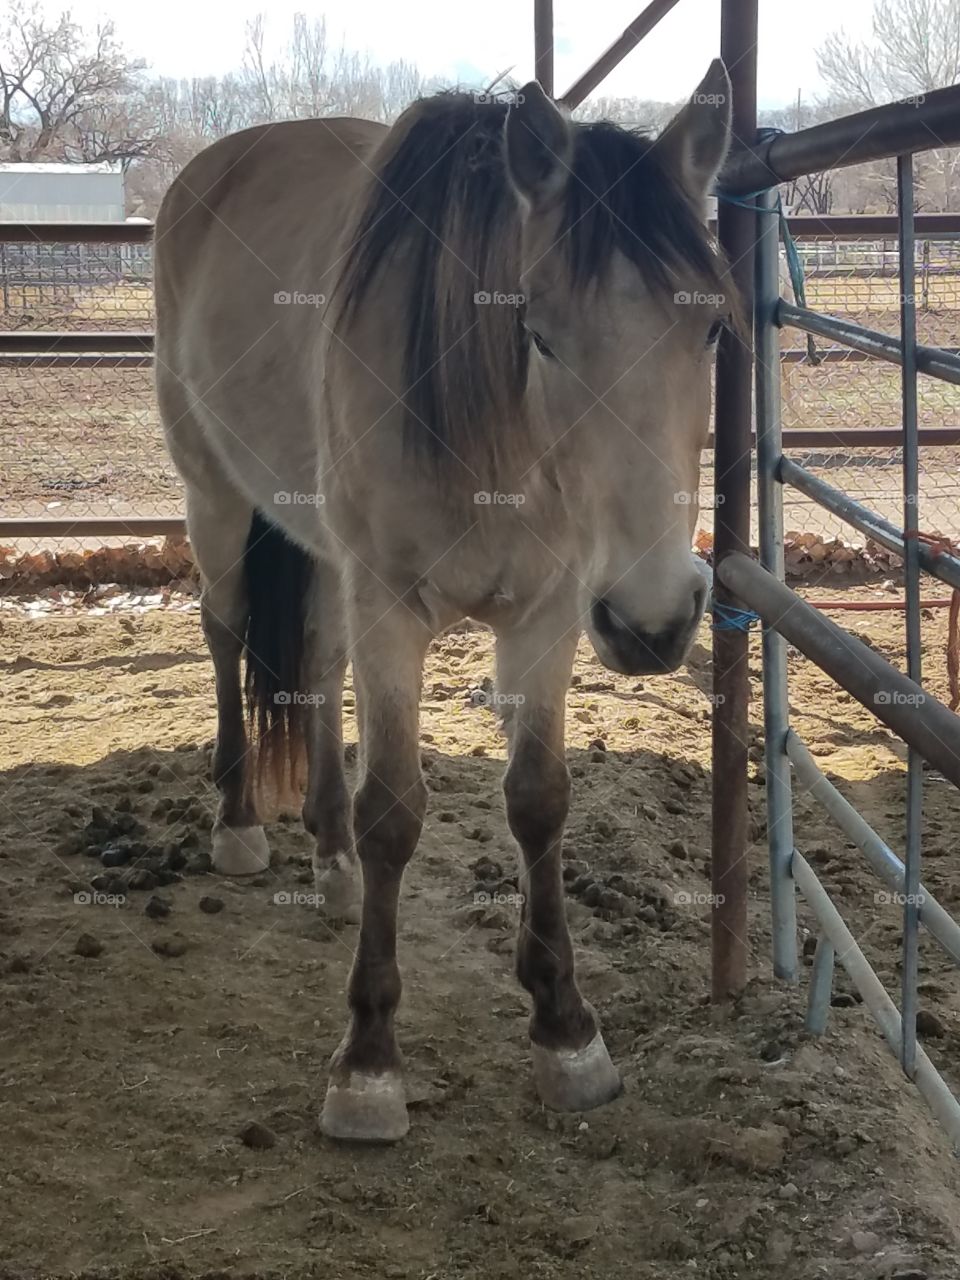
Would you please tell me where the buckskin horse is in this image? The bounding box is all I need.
[154,60,734,1141]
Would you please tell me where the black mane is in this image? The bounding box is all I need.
[333,91,726,476]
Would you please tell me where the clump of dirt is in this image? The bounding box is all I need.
[0,595,959,1279]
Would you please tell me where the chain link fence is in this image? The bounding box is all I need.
[0,222,958,583]
[779,229,960,550]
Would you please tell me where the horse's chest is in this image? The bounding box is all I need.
[420,530,574,627]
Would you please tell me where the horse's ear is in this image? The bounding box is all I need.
[504,82,572,211]
[658,59,732,209]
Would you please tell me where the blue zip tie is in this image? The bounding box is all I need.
[715,136,820,364]
[711,601,760,632]
[716,187,774,210]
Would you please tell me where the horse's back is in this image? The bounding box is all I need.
[155,117,386,311]
[154,116,387,539]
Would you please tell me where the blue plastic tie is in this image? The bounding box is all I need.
[715,130,819,363]
[711,601,760,633]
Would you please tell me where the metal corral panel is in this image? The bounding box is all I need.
[0,162,124,221]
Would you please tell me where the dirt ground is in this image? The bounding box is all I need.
[1,586,960,1279]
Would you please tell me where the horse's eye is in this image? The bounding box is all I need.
[706,318,726,347]
[529,329,555,360]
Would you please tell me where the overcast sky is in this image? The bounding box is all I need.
[50,0,876,110]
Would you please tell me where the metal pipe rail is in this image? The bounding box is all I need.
[534,0,554,96]
[0,221,152,243]
[787,731,960,965]
[10,214,960,244]
[559,0,682,108]
[709,0,758,1002]
[779,458,960,593]
[779,302,960,386]
[721,82,960,194]
[793,853,960,1148]
[0,517,186,539]
[784,214,960,238]
[0,331,153,354]
[717,551,960,789]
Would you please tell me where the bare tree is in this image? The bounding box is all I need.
[572,95,676,132]
[237,13,436,124]
[0,1,158,163]
[817,0,960,211]
[819,0,960,106]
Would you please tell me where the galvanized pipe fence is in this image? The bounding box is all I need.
[718,133,960,1144]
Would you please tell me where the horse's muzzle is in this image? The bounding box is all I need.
[589,582,707,676]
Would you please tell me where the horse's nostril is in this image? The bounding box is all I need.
[591,596,622,640]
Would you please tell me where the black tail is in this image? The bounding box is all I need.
[243,510,313,791]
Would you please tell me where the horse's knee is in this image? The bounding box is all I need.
[201,590,246,649]
[303,772,350,843]
[354,772,426,872]
[503,754,570,849]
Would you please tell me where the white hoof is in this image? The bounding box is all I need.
[314,852,361,923]
[321,1071,409,1143]
[531,1029,622,1112]
[211,824,271,876]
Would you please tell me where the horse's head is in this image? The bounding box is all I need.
[506,63,733,675]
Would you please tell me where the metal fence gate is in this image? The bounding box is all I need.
[713,0,960,1147]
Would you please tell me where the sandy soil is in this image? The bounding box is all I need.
[1,593,960,1279]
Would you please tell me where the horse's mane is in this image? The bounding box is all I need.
[333,91,727,481]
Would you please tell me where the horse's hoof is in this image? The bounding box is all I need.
[314,853,361,924]
[211,824,271,875]
[321,1071,409,1142]
[531,1029,622,1111]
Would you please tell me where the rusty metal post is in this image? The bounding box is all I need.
[534,0,554,96]
[711,0,758,1002]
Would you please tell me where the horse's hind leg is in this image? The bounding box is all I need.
[301,559,359,921]
[320,586,431,1142]
[187,485,270,875]
[496,612,621,1111]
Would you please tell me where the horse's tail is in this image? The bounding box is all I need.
[243,510,312,798]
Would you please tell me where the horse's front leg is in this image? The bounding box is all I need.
[497,613,622,1111]
[320,588,431,1143]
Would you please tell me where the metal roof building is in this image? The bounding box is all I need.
[0,161,124,221]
